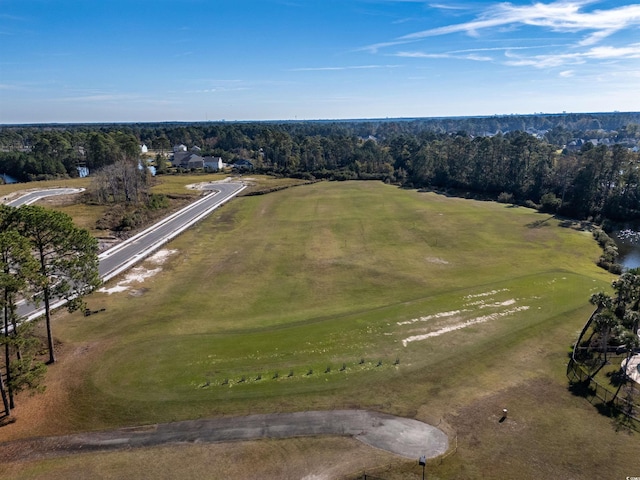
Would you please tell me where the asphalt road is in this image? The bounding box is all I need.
[97,181,245,281]
[5,188,85,207]
[0,410,450,462]
[13,182,246,320]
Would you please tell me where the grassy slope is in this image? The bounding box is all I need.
[3,180,637,479]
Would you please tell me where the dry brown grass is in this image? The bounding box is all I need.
[0,437,402,480]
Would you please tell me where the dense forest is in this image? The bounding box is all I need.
[1,113,640,227]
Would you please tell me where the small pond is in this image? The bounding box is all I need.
[613,229,640,270]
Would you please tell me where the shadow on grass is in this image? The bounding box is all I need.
[593,402,637,433]
[607,369,627,388]
[557,219,592,231]
[568,380,596,400]
[526,217,553,228]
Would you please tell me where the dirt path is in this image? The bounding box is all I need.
[0,410,448,463]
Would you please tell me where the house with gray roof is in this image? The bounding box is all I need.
[203,156,224,171]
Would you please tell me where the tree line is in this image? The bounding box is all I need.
[0,205,99,417]
[1,117,639,225]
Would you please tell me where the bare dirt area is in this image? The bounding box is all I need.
[38,193,86,208]
[185,177,245,191]
[0,333,109,443]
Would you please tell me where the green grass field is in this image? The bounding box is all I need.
[3,179,638,479]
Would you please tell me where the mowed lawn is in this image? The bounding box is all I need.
[4,180,638,479]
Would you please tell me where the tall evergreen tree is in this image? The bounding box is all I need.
[17,205,100,364]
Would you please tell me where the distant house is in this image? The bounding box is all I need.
[233,159,254,170]
[203,156,224,171]
[187,156,204,170]
[173,144,187,153]
[191,145,202,152]
[172,151,205,168]
[140,144,148,153]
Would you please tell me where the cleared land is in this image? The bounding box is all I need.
[1,179,638,479]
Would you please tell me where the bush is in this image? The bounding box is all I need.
[539,193,562,213]
[497,192,514,204]
[147,193,169,210]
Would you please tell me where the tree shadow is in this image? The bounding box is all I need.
[557,219,593,231]
[568,380,595,400]
[607,369,627,388]
[526,217,553,228]
[0,414,16,428]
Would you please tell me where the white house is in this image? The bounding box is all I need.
[173,144,187,153]
[203,156,224,171]
[140,144,148,153]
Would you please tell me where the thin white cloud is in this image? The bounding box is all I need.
[398,1,640,46]
[367,1,640,75]
[428,3,467,10]
[448,44,569,54]
[290,64,402,71]
[364,1,640,54]
[55,94,139,102]
[395,51,492,61]
[392,44,569,60]
[504,42,640,68]
[395,52,451,58]
[186,87,251,94]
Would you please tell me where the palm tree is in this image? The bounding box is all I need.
[590,291,613,312]
[593,310,619,364]
[611,330,640,403]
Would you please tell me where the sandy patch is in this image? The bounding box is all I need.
[463,289,509,300]
[479,299,517,309]
[98,249,177,294]
[185,177,236,190]
[147,248,177,264]
[402,306,530,346]
[397,309,469,326]
[425,256,449,265]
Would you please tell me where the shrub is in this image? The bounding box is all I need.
[539,193,562,213]
[497,192,514,204]
[147,193,169,210]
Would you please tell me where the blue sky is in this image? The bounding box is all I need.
[1,0,639,123]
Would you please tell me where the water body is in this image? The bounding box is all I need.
[614,229,640,270]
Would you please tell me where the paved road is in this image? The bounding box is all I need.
[14,182,246,320]
[0,410,449,462]
[97,182,245,282]
[5,188,85,207]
